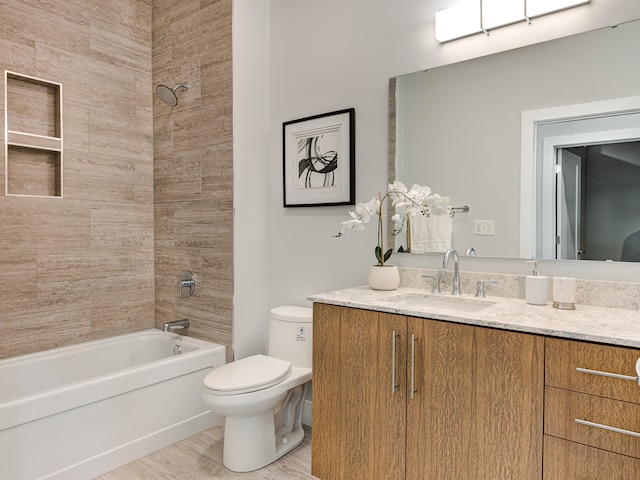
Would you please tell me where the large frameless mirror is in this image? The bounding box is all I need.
[389,20,640,261]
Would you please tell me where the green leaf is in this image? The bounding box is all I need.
[384,248,393,262]
[374,246,383,265]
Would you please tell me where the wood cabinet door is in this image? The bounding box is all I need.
[406,318,475,480]
[473,325,544,480]
[312,305,405,480]
[311,303,343,480]
[338,306,380,480]
[406,318,544,480]
[376,312,407,480]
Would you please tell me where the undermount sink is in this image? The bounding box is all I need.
[384,293,495,313]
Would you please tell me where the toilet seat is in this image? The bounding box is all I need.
[203,354,292,395]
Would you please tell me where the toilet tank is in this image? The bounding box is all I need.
[267,306,313,368]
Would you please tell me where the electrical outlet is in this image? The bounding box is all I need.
[474,220,495,236]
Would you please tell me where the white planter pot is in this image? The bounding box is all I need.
[368,265,400,291]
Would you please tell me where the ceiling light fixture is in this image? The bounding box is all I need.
[435,0,590,43]
[482,0,526,30]
[435,1,483,43]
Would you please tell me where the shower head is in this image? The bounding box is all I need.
[156,83,190,107]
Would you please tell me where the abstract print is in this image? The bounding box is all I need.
[297,133,339,189]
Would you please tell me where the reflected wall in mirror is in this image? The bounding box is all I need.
[390,19,640,261]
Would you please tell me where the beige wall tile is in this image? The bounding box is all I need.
[0,305,92,359]
[152,0,233,358]
[0,0,232,359]
[0,0,154,356]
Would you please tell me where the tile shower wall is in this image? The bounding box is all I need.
[152,0,233,359]
[0,0,233,360]
[0,0,155,359]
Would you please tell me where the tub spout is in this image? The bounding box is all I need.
[163,319,190,332]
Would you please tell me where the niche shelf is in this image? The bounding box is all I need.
[4,70,63,197]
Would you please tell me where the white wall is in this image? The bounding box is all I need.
[233,1,640,355]
[233,0,271,359]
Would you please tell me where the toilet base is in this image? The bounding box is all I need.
[222,383,308,472]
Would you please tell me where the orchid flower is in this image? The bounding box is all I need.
[336,181,451,266]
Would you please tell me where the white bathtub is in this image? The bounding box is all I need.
[0,328,226,480]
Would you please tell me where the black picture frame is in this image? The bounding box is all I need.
[282,108,355,207]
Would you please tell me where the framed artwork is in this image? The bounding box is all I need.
[282,108,355,207]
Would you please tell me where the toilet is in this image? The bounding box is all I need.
[202,305,313,472]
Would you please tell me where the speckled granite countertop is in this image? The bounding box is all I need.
[308,286,640,348]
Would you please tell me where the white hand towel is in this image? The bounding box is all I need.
[410,213,452,254]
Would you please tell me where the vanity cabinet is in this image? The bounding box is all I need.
[544,338,640,479]
[311,303,544,480]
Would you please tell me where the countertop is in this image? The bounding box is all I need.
[308,286,640,348]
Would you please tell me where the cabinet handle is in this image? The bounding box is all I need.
[575,418,640,438]
[410,334,418,399]
[576,367,639,384]
[391,331,400,394]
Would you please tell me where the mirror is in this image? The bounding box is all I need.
[390,19,640,260]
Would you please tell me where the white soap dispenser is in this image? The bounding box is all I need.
[525,260,549,305]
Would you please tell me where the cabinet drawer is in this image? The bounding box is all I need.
[546,337,640,403]
[544,435,640,480]
[545,386,640,458]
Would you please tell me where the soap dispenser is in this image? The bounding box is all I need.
[525,260,549,305]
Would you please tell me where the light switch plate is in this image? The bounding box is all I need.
[474,220,495,236]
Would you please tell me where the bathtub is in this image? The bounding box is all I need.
[0,328,226,480]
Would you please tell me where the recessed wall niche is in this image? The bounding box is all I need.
[4,71,63,197]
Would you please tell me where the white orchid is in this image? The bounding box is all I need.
[338,196,380,236]
[424,193,452,216]
[336,180,451,266]
[355,197,380,223]
[391,213,404,232]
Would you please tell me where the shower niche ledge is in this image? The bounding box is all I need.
[4,71,63,198]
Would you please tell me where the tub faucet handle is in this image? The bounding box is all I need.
[179,270,195,297]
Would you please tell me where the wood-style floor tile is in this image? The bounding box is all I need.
[96,425,317,479]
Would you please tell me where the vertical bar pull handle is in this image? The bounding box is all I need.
[391,331,400,394]
[410,334,418,399]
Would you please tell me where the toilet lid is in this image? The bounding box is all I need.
[203,354,292,395]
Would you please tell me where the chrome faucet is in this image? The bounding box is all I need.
[163,319,190,332]
[443,248,461,296]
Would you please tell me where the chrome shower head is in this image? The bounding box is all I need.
[156,83,190,107]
